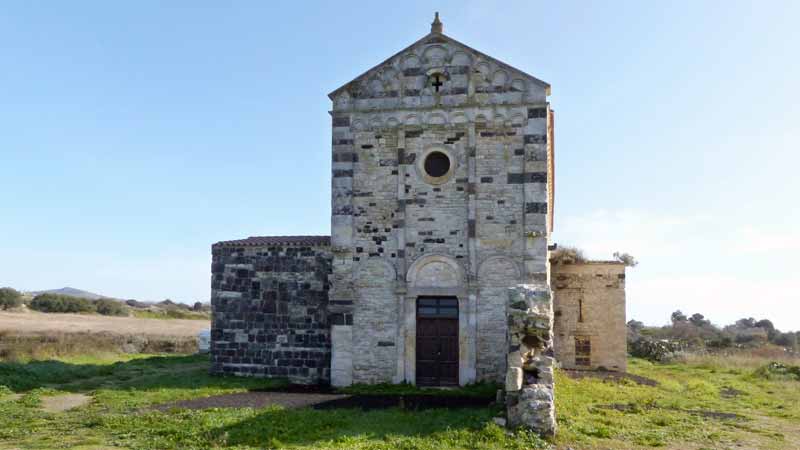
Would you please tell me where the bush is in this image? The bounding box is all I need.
[29,294,95,314]
[0,287,23,310]
[754,362,800,381]
[549,246,586,265]
[95,299,128,317]
[125,299,150,309]
[630,338,683,362]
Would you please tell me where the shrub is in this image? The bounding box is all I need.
[0,287,23,310]
[29,294,95,314]
[754,362,800,381]
[630,338,683,362]
[125,299,150,309]
[549,245,586,265]
[95,299,128,316]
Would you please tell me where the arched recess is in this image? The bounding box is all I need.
[407,254,466,288]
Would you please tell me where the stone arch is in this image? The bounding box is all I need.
[510,78,527,93]
[451,50,472,66]
[351,119,366,131]
[407,254,466,288]
[475,61,491,78]
[450,111,468,125]
[355,258,397,288]
[491,70,509,89]
[404,114,420,126]
[401,54,421,70]
[425,112,447,125]
[421,45,448,67]
[478,256,522,286]
[369,116,384,129]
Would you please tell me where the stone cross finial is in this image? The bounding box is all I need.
[431,12,443,33]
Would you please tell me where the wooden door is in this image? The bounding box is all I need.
[416,297,459,386]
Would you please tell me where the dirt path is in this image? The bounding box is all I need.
[41,394,91,413]
[152,392,351,411]
[0,311,208,337]
[152,391,496,412]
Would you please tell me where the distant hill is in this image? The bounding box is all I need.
[29,287,113,300]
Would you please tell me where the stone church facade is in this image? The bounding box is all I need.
[210,15,627,386]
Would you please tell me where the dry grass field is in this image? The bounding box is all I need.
[0,311,208,337]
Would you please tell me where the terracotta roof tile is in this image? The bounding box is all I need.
[213,235,331,248]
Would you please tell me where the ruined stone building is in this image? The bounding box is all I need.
[210,14,627,387]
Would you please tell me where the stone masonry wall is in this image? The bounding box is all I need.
[552,262,627,371]
[210,240,333,384]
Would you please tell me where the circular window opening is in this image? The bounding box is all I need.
[424,151,450,178]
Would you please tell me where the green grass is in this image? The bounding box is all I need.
[1,354,798,449]
[554,358,800,449]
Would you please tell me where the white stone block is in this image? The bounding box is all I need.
[505,367,523,391]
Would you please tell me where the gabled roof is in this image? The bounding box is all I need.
[328,18,550,100]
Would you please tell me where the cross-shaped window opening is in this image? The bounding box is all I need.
[431,74,444,92]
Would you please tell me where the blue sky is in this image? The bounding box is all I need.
[1,1,798,330]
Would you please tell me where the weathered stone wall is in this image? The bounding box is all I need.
[210,239,332,384]
[552,262,627,371]
[328,25,552,386]
[505,284,556,436]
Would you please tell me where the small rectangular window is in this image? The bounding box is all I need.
[575,336,591,367]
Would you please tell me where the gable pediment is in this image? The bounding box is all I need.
[328,31,550,111]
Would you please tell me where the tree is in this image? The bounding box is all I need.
[755,319,775,332]
[0,287,23,310]
[627,320,645,332]
[735,318,757,329]
[773,332,798,350]
[671,310,688,324]
[689,313,711,327]
[95,299,128,316]
[613,251,639,267]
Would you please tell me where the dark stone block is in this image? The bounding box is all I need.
[525,202,548,214]
[524,134,547,144]
[508,172,547,184]
[332,169,353,178]
[332,116,350,127]
[528,107,547,119]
